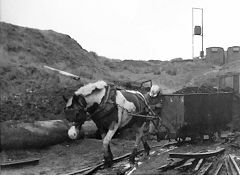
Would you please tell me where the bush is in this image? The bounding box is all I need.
[119,75,125,79]
[89,51,98,58]
[79,71,93,79]
[153,71,161,75]
[166,69,177,76]
[104,60,115,69]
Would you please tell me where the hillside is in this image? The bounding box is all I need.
[0,22,114,95]
[0,22,239,122]
[0,22,113,121]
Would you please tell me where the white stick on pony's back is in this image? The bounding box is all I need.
[75,80,107,96]
[74,80,107,107]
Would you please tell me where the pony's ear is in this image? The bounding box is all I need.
[72,94,79,101]
[73,94,87,107]
[63,95,68,103]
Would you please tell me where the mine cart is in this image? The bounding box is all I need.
[160,92,233,141]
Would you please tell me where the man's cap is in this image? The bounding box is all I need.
[149,85,161,97]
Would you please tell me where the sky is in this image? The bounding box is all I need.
[1,0,240,61]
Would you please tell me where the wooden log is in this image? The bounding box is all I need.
[225,156,232,175]
[229,154,240,175]
[1,158,40,168]
[169,148,225,159]
[0,119,100,150]
[228,156,236,175]
[162,141,178,148]
[175,158,195,169]
[212,162,223,175]
[0,120,70,149]
[194,159,204,171]
[196,162,213,175]
[158,158,186,171]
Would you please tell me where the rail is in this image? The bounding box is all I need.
[63,141,179,175]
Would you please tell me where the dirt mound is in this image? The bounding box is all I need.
[173,85,235,94]
[174,85,218,94]
[0,22,112,90]
[1,22,239,122]
[0,22,112,122]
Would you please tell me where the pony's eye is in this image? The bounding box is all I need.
[64,106,72,110]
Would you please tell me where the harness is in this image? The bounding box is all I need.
[90,85,162,125]
[91,85,117,122]
[130,91,161,120]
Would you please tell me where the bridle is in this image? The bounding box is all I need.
[64,94,88,126]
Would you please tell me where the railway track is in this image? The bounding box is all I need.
[63,140,240,175]
[2,139,240,175]
[63,141,179,175]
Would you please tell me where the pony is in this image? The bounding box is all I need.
[63,80,162,167]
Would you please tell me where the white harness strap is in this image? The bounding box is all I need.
[126,90,157,117]
[115,90,136,113]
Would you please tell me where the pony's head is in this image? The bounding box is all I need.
[63,94,88,127]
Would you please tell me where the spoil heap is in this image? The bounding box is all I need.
[174,85,234,94]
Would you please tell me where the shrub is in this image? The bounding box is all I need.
[104,60,115,69]
[119,75,125,79]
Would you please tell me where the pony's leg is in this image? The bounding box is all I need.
[129,122,146,164]
[94,129,104,139]
[141,122,151,155]
[102,121,119,167]
[101,132,106,139]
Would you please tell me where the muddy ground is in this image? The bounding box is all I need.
[2,135,240,175]
[0,138,149,175]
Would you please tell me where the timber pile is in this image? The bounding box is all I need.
[158,147,240,175]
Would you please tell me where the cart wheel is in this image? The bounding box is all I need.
[209,133,217,141]
[200,134,204,142]
[180,137,186,142]
[191,136,197,142]
[175,137,182,142]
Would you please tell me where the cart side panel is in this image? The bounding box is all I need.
[184,93,233,135]
[161,95,184,135]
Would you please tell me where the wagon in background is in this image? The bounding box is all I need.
[160,92,233,141]
[113,80,235,141]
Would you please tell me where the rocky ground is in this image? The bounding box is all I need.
[1,134,240,175]
[0,138,152,175]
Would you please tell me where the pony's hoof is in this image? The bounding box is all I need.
[129,154,136,165]
[129,147,137,165]
[103,156,113,168]
[146,150,150,156]
[130,162,137,168]
[143,142,150,156]
[129,158,135,165]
